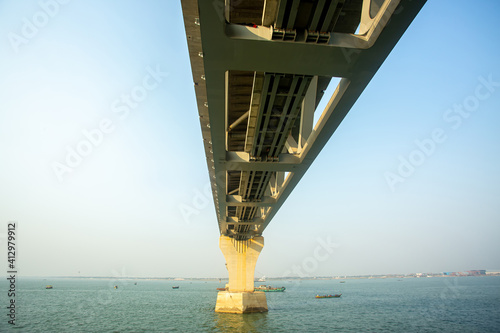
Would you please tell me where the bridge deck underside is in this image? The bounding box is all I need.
[181,0,426,240]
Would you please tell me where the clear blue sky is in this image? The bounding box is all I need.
[0,0,499,278]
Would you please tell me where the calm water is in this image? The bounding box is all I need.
[1,276,499,332]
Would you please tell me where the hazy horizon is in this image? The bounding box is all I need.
[1,1,499,279]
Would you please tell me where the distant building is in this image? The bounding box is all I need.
[443,270,486,276]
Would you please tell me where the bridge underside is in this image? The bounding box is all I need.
[181,0,425,313]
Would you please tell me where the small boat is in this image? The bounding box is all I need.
[216,287,227,291]
[172,286,179,289]
[114,286,118,289]
[339,281,346,283]
[45,285,53,289]
[315,294,341,298]
[254,285,285,292]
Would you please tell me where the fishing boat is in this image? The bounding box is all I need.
[216,287,227,291]
[254,285,285,292]
[315,294,341,298]
[45,285,53,289]
[172,286,179,289]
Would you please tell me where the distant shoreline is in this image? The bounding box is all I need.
[16,272,500,281]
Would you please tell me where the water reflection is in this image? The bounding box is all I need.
[213,312,269,332]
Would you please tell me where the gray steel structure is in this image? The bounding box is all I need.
[181,0,426,240]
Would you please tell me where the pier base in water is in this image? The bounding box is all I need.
[215,236,268,313]
[215,291,268,314]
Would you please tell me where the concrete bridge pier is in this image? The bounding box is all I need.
[215,235,268,313]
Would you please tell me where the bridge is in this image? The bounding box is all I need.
[181,0,426,313]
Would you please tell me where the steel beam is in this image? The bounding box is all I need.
[181,0,427,239]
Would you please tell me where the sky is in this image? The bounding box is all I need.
[0,0,499,279]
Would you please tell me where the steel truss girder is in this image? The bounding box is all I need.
[181,0,427,239]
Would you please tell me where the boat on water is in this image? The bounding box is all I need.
[114,286,118,289]
[315,294,341,298]
[254,285,285,292]
[339,281,346,283]
[45,285,53,289]
[172,286,179,289]
[216,287,227,291]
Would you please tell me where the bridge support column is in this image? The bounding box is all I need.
[215,235,268,313]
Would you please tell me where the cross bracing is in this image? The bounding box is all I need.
[181,0,426,240]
